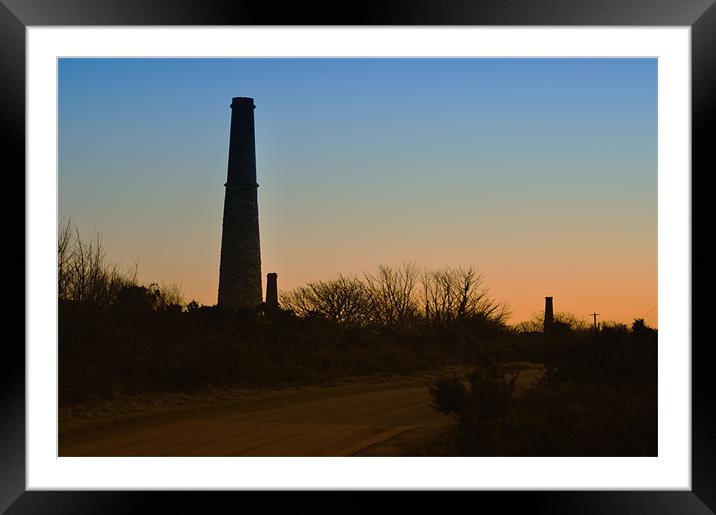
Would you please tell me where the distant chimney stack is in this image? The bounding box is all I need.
[266,272,278,309]
[544,296,554,334]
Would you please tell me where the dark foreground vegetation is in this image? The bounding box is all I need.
[58,224,657,456]
[429,319,657,456]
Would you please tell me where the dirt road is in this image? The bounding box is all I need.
[60,369,541,457]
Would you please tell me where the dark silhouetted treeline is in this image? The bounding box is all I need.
[280,263,510,329]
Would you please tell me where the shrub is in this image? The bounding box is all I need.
[430,355,518,454]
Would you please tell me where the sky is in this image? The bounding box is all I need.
[58,58,657,326]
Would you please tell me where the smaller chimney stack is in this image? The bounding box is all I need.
[544,296,554,334]
[266,273,278,309]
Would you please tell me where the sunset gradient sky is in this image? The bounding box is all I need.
[58,58,657,326]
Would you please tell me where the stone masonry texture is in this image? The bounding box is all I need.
[217,97,262,309]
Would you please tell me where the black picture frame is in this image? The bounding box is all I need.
[3,1,714,513]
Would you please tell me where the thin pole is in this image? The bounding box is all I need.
[589,312,600,331]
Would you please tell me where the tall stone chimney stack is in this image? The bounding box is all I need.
[544,296,554,334]
[217,97,262,309]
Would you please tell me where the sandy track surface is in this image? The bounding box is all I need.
[60,369,541,457]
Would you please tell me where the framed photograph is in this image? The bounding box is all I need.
[5,0,714,512]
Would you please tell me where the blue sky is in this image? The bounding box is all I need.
[58,58,657,324]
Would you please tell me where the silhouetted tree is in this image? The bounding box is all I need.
[419,266,508,326]
[632,318,647,333]
[364,263,420,328]
[57,221,182,309]
[280,263,508,332]
[280,275,371,326]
